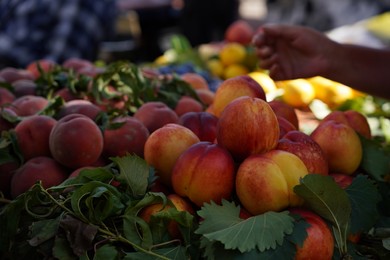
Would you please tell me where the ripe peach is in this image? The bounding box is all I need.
[14,115,57,161]
[172,142,235,207]
[178,111,219,142]
[180,73,209,90]
[57,99,102,120]
[10,156,69,198]
[277,116,297,139]
[236,154,289,215]
[11,95,49,116]
[134,101,179,133]
[268,100,299,129]
[289,208,334,260]
[144,123,200,186]
[174,96,204,117]
[0,67,34,83]
[261,150,309,207]
[212,75,266,117]
[277,130,329,175]
[103,116,149,158]
[12,79,37,97]
[0,87,15,106]
[217,96,279,162]
[322,110,371,139]
[54,87,85,102]
[310,120,362,175]
[225,19,254,45]
[329,173,353,189]
[49,114,104,169]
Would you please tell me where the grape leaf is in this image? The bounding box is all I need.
[294,174,351,254]
[346,175,381,234]
[196,200,295,253]
[111,155,150,198]
[359,135,390,182]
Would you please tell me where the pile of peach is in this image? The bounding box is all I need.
[0,59,372,259]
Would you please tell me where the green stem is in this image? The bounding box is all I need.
[98,227,170,260]
[0,197,12,204]
[39,185,74,216]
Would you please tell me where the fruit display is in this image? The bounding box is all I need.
[0,45,389,260]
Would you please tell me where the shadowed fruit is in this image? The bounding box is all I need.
[174,96,204,116]
[14,115,57,161]
[49,114,104,169]
[224,19,254,45]
[11,95,49,116]
[10,156,68,198]
[134,101,179,133]
[57,99,102,120]
[103,116,149,158]
[269,100,299,129]
[178,111,219,142]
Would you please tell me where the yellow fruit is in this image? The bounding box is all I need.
[277,79,315,108]
[219,43,246,66]
[207,59,224,78]
[223,64,249,79]
[248,71,277,94]
[307,76,354,108]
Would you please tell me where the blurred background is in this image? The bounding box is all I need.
[1,0,390,68]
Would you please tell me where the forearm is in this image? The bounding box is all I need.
[323,43,390,100]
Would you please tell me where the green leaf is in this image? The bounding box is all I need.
[196,200,295,253]
[93,244,119,260]
[359,135,390,181]
[28,215,62,246]
[294,174,351,255]
[53,236,77,260]
[70,181,124,223]
[111,155,150,198]
[346,175,381,234]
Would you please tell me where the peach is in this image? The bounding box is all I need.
[195,89,215,106]
[10,156,68,198]
[180,73,209,90]
[174,96,204,117]
[14,115,57,161]
[225,19,254,45]
[268,100,299,129]
[212,75,266,117]
[289,208,334,260]
[329,173,354,189]
[235,154,289,215]
[178,111,218,142]
[57,99,102,120]
[310,120,362,175]
[277,130,329,175]
[62,57,94,72]
[261,150,309,207]
[144,123,200,186]
[139,193,195,239]
[322,110,371,139]
[49,114,104,169]
[26,59,56,79]
[12,79,37,97]
[277,116,297,139]
[172,142,235,207]
[11,95,49,116]
[217,96,279,162]
[103,116,149,158]
[0,67,34,83]
[0,87,15,106]
[134,101,179,133]
[54,87,85,102]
